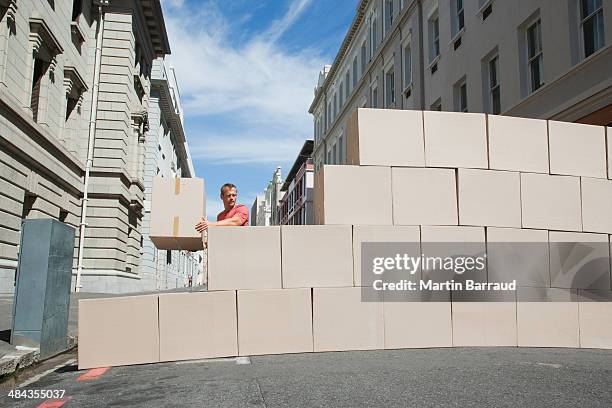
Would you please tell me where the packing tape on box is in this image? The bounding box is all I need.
[172,216,179,237]
[174,178,181,195]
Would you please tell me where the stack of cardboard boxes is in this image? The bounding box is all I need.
[78,110,612,369]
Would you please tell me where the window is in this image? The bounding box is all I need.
[31,59,46,122]
[429,14,440,62]
[166,250,172,265]
[370,14,378,57]
[332,143,337,164]
[385,0,394,35]
[361,42,367,73]
[384,66,395,108]
[456,0,465,31]
[581,0,605,58]
[488,55,501,114]
[527,19,544,92]
[454,80,468,112]
[338,135,344,164]
[352,56,358,87]
[345,71,350,98]
[333,93,337,119]
[403,43,412,89]
[431,99,442,111]
[479,0,493,20]
[371,85,378,108]
[339,83,344,107]
[72,0,83,21]
[327,102,332,128]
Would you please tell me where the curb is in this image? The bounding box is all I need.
[0,336,77,379]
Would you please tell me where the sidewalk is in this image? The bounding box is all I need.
[0,286,204,379]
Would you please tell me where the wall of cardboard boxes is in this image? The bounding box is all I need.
[78,109,612,369]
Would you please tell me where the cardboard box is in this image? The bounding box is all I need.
[578,290,612,349]
[608,127,611,179]
[207,226,281,290]
[78,295,159,369]
[314,165,392,225]
[313,287,384,352]
[237,288,312,356]
[581,177,612,234]
[383,291,452,349]
[487,115,549,173]
[451,292,517,347]
[516,287,579,348]
[486,227,550,287]
[158,291,238,362]
[520,173,582,231]
[281,225,354,288]
[150,177,205,250]
[549,120,607,178]
[346,108,425,166]
[457,169,521,228]
[392,167,458,226]
[423,111,488,169]
[549,231,611,290]
[420,226,486,283]
[352,225,420,286]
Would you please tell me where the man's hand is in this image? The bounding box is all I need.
[195,217,208,233]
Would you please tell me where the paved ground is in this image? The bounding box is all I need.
[0,347,610,407]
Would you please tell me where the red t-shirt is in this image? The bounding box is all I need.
[217,204,249,226]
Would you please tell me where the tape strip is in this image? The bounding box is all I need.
[172,216,179,237]
[174,177,181,195]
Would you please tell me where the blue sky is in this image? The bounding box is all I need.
[160,0,357,218]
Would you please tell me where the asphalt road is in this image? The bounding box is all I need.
[0,347,611,407]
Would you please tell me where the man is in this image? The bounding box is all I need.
[195,183,249,233]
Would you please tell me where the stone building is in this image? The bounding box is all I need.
[278,140,314,225]
[251,167,284,226]
[310,0,612,170]
[0,0,171,293]
[140,57,203,291]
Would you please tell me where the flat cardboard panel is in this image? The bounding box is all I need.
[314,165,393,225]
[281,225,353,288]
[457,169,521,228]
[516,287,579,348]
[78,295,159,369]
[486,227,550,287]
[549,120,607,178]
[423,111,488,169]
[352,225,420,286]
[208,227,282,290]
[451,300,517,347]
[392,167,458,226]
[520,173,582,231]
[608,127,611,179]
[313,287,384,352]
[578,290,612,349]
[150,177,205,250]
[549,231,611,290]
[487,115,549,173]
[159,291,238,362]
[346,108,425,166]
[581,177,612,233]
[237,288,312,356]
[383,291,452,349]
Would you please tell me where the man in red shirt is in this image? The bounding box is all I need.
[195,183,249,233]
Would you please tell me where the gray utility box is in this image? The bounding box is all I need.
[11,218,75,359]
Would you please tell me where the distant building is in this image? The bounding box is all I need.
[310,0,612,171]
[278,140,315,225]
[251,196,265,226]
[252,167,284,226]
[140,57,203,291]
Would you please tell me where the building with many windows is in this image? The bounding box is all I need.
[310,0,612,170]
[251,167,284,226]
[140,57,203,291]
[278,140,314,226]
[0,0,174,293]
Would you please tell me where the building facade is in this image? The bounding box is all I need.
[251,167,284,226]
[140,57,203,291]
[278,140,314,226]
[310,0,612,170]
[0,0,172,294]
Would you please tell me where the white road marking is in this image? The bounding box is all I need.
[19,358,76,388]
[175,356,251,365]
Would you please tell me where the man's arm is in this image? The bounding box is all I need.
[210,215,243,227]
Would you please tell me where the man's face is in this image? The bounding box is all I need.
[221,187,237,208]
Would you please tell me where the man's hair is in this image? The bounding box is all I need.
[220,183,237,195]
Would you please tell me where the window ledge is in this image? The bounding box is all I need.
[70,21,85,44]
[449,27,465,47]
[477,0,493,15]
[427,55,440,70]
[403,83,413,97]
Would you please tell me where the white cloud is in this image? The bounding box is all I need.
[161,0,323,165]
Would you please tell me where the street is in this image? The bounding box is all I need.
[0,347,610,407]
